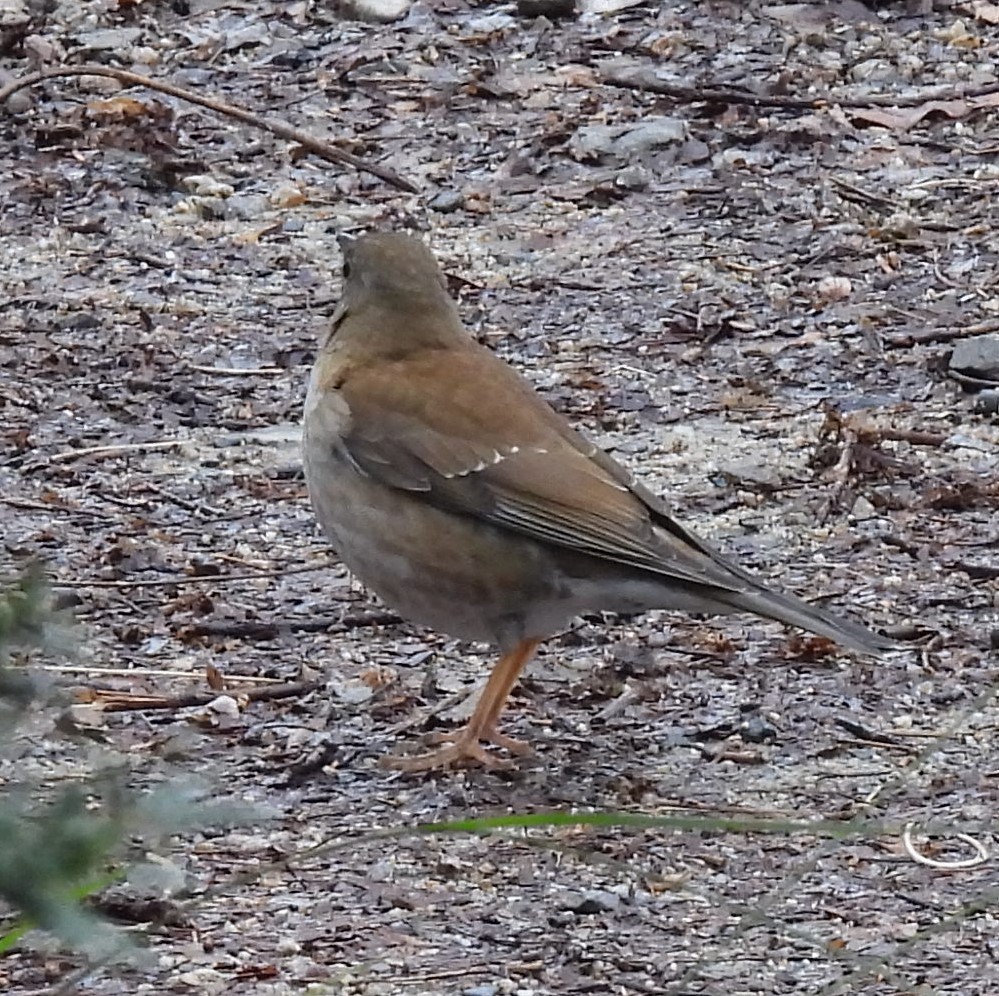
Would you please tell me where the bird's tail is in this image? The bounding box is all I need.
[720,582,896,655]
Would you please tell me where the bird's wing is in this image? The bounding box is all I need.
[325,345,750,594]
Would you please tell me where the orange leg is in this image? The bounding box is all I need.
[380,639,541,772]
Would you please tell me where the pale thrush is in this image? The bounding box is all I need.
[303,232,893,771]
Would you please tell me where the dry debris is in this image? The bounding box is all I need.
[2,1,998,994]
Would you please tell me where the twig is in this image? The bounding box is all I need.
[215,553,279,571]
[95,679,323,713]
[187,364,285,376]
[143,481,226,518]
[387,967,492,985]
[881,535,922,558]
[830,176,897,208]
[602,68,999,111]
[183,610,402,639]
[886,319,999,348]
[389,686,474,735]
[0,495,113,520]
[53,566,321,589]
[602,70,830,109]
[832,716,901,746]
[902,824,989,870]
[956,561,999,581]
[881,536,999,580]
[0,64,419,194]
[48,440,187,464]
[20,664,284,683]
[873,427,948,448]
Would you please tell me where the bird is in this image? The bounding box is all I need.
[302,231,894,772]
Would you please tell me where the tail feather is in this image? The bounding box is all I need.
[643,506,895,656]
[722,582,896,656]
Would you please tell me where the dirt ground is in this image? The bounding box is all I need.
[2,1,999,993]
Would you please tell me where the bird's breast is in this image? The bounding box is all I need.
[302,436,575,646]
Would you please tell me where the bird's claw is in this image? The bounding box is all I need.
[379,725,532,772]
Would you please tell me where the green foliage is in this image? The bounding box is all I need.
[0,787,125,957]
[0,567,244,960]
[0,568,123,956]
[0,567,58,719]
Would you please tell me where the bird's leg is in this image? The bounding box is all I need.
[380,639,540,771]
[434,638,539,755]
[471,644,537,755]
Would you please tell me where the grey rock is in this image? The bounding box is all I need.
[570,117,687,163]
[76,27,143,50]
[741,715,778,744]
[562,889,620,913]
[614,117,687,156]
[517,0,576,16]
[462,986,498,996]
[570,124,621,160]
[0,0,28,28]
[718,459,782,492]
[222,194,271,221]
[950,333,999,382]
[850,496,877,521]
[615,164,650,191]
[340,0,411,22]
[0,70,31,113]
[429,190,466,213]
[973,389,999,416]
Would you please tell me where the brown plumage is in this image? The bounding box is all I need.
[303,232,893,771]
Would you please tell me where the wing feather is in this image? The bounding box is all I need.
[323,345,750,594]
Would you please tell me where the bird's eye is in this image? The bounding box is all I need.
[342,262,352,279]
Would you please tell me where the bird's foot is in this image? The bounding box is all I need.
[379,724,532,772]
[429,724,532,756]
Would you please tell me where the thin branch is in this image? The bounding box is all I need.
[93,679,323,713]
[54,566,321,589]
[187,364,285,376]
[183,610,402,639]
[21,664,285,683]
[887,319,999,348]
[602,68,999,111]
[602,70,829,110]
[0,65,419,194]
[48,440,186,464]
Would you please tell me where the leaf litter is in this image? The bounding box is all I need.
[1,1,998,994]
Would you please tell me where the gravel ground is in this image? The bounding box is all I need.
[2,1,998,994]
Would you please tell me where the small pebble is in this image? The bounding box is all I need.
[973,390,999,415]
[340,0,411,22]
[615,165,649,191]
[222,194,270,221]
[951,334,999,381]
[517,0,576,17]
[429,190,466,213]
[850,496,877,521]
[562,889,620,914]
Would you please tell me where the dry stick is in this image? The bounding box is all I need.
[54,566,322,589]
[602,68,999,111]
[0,494,113,519]
[187,364,285,376]
[48,439,187,464]
[602,71,830,110]
[0,65,419,194]
[185,610,402,638]
[880,429,950,446]
[386,968,493,986]
[25,663,285,683]
[96,679,323,713]
[887,319,999,348]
